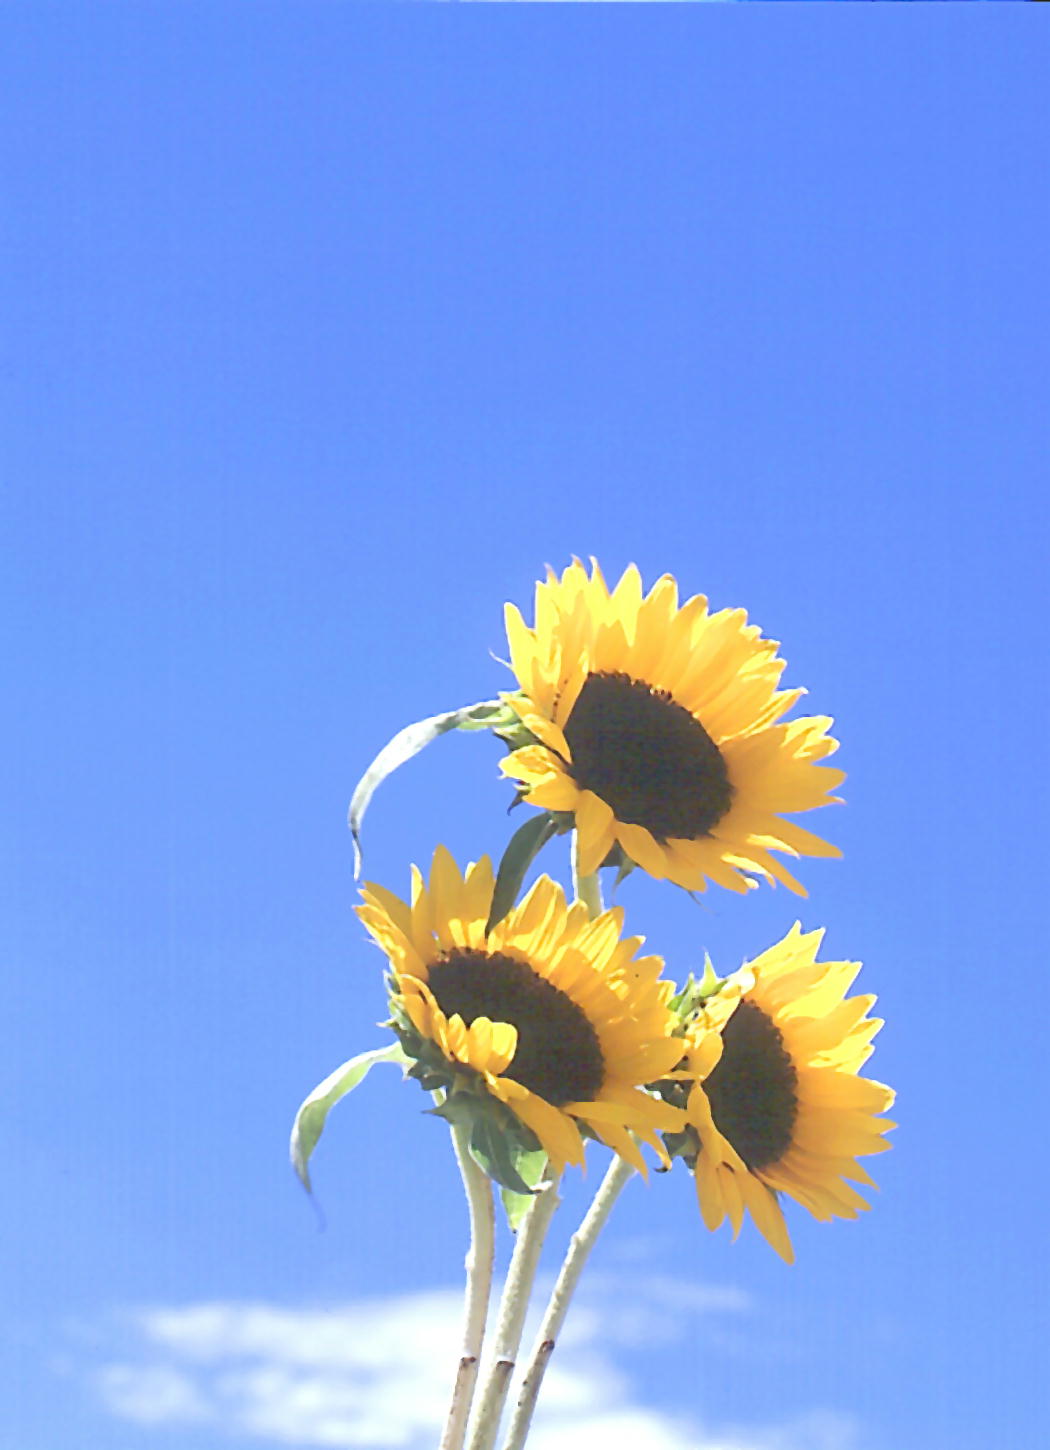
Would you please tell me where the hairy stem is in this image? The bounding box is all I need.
[570,832,604,920]
[439,1121,497,1450]
[464,1175,562,1450]
[499,1155,634,1450]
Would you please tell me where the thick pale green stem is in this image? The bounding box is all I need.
[439,1122,497,1450]
[453,833,612,1450]
[494,836,625,1450]
[464,1176,562,1450]
[570,832,603,920]
[499,1155,635,1450]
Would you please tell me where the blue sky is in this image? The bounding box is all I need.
[3,7,1047,1450]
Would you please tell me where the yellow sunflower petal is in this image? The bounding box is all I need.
[494,1080,585,1172]
[616,823,672,881]
[465,1017,519,1075]
[695,1153,728,1231]
[679,923,893,1258]
[585,1118,650,1176]
[358,846,683,1187]
[574,791,617,875]
[738,1171,795,1264]
[719,1164,747,1236]
[501,562,844,896]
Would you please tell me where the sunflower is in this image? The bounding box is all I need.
[680,924,895,1263]
[500,559,844,896]
[355,845,685,1176]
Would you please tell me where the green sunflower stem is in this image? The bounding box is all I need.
[498,1154,635,1450]
[440,1120,497,1450]
[464,1174,562,1450]
[570,833,603,920]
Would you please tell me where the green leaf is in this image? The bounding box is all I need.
[348,700,503,877]
[455,698,521,734]
[485,812,559,933]
[469,1113,542,1197]
[500,1149,550,1231]
[432,1095,547,1210]
[290,1042,407,1192]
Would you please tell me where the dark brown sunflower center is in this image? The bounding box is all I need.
[563,671,732,842]
[703,1000,798,1171]
[427,947,605,1106]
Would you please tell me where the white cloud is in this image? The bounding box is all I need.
[528,1408,722,1450]
[96,1362,209,1425]
[94,1289,464,1447]
[562,1269,750,1352]
[78,1282,857,1450]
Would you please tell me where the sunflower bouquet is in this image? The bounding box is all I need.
[291,560,894,1450]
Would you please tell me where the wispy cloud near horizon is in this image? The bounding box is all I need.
[76,1278,857,1450]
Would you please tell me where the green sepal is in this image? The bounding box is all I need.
[669,974,699,1019]
[388,993,551,1214]
[348,699,505,876]
[459,695,523,736]
[603,842,636,889]
[290,1041,408,1192]
[697,951,722,999]
[669,954,725,1023]
[388,1009,458,1093]
[485,811,559,933]
[500,1148,549,1231]
[487,693,542,751]
[660,1128,697,1167]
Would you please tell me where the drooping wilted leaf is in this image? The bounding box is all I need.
[348,700,503,876]
[290,1042,408,1191]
